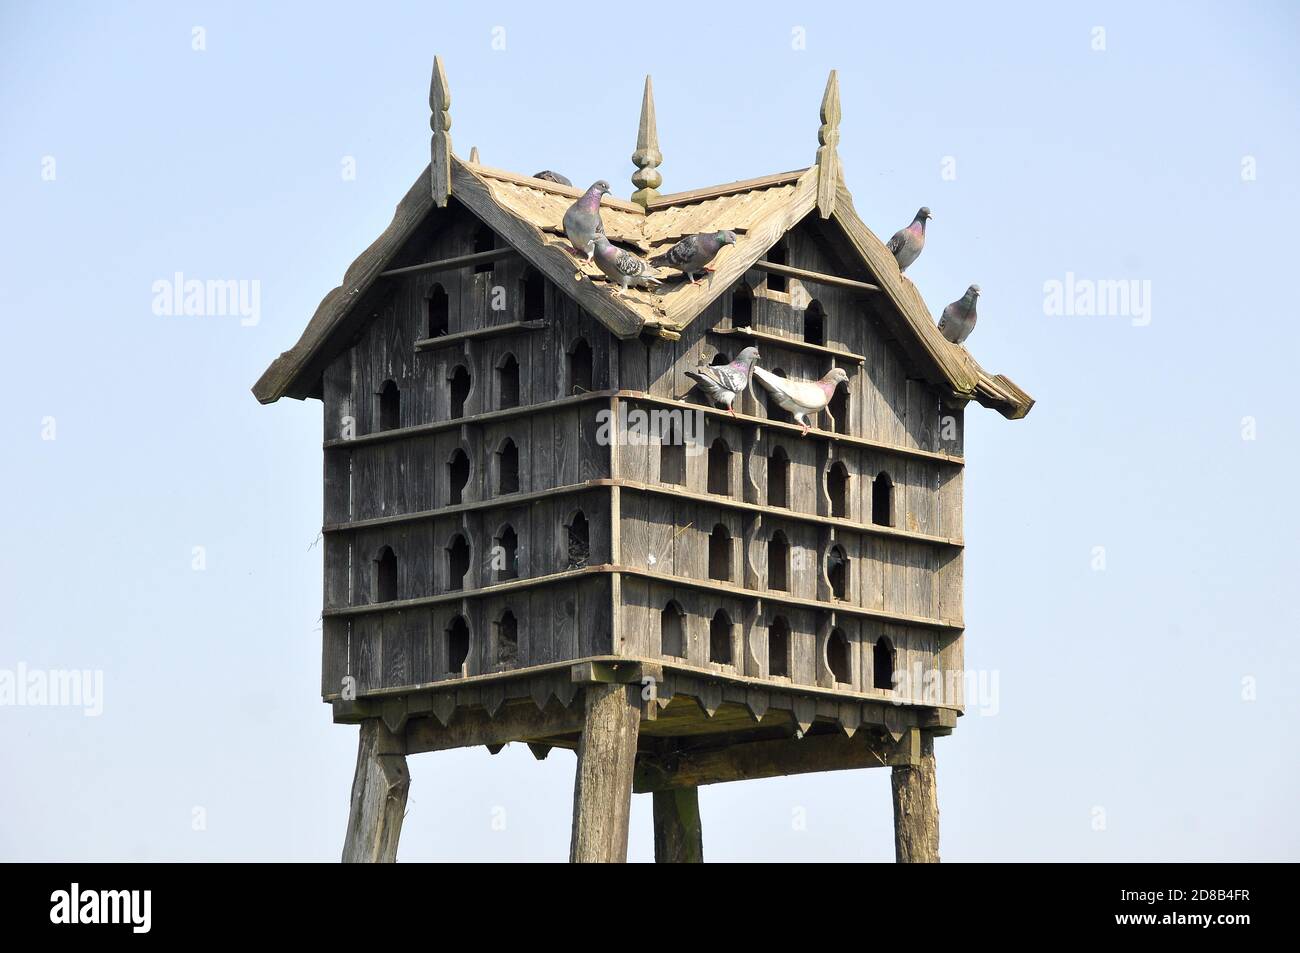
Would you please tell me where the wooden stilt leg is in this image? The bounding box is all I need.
[653,787,703,863]
[890,730,939,863]
[342,719,409,863]
[569,682,641,863]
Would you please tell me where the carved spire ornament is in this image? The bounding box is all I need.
[429,56,452,207]
[815,69,841,219]
[630,75,662,209]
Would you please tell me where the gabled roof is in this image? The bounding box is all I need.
[254,145,1032,419]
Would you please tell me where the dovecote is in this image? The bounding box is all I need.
[257,59,1032,864]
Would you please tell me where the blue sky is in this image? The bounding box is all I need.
[2,0,1297,861]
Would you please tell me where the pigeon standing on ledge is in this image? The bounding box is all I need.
[652,230,738,284]
[562,181,610,261]
[751,366,851,435]
[534,170,573,186]
[938,284,980,344]
[591,235,662,296]
[684,347,761,416]
[887,207,932,274]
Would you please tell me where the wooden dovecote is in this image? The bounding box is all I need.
[255,60,1032,864]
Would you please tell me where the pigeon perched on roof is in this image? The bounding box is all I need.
[938,284,980,344]
[684,347,761,416]
[534,170,573,186]
[651,230,738,284]
[886,207,932,274]
[751,366,850,435]
[562,181,610,262]
[592,235,662,296]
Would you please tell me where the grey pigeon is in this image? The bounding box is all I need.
[886,207,932,274]
[591,235,662,296]
[938,284,979,344]
[752,366,850,435]
[534,170,573,186]
[562,180,610,261]
[651,230,738,284]
[684,347,761,416]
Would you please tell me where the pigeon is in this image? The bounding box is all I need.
[562,180,610,262]
[684,347,761,416]
[937,284,980,344]
[533,170,573,186]
[886,207,932,274]
[751,366,850,435]
[651,230,738,284]
[591,235,662,296]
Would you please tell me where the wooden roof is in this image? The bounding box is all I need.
[253,156,1033,419]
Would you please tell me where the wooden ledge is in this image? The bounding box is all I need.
[709,326,866,364]
[414,320,546,351]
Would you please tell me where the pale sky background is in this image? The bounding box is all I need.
[2,0,1297,861]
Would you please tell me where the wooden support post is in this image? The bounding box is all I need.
[569,682,641,862]
[342,719,409,863]
[653,788,703,863]
[890,730,939,863]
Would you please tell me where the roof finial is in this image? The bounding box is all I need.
[630,75,662,209]
[429,55,453,208]
[469,145,480,164]
[815,69,841,219]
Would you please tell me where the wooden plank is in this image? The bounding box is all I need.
[633,729,915,792]
[710,325,864,364]
[648,169,808,209]
[381,246,519,278]
[752,259,877,295]
[403,700,585,754]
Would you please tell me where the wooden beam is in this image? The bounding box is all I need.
[710,325,866,364]
[570,683,642,862]
[414,318,545,351]
[322,563,614,618]
[404,701,585,754]
[324,480,602,533]
[617,564,962,633]
[342,720,409,863]
[321,389,615,450]
[613,477,963,549]
[633,729,919,793]
[891,730,940,862]
[618,391,964,465]
[752,259,879,294]
[653,788,704,863]
[379,246,519,279]
[648,169,809,209]
[323,475,962,551]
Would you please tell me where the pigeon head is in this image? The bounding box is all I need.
[735,346,760,366]
[916,207,933,222]
[715,230,738,245]
[590,180,612,196]
[826,367,851,387]
[966,284,981,299]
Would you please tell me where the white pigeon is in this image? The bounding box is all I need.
[751,366,850,435]
[684,347,761,416]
